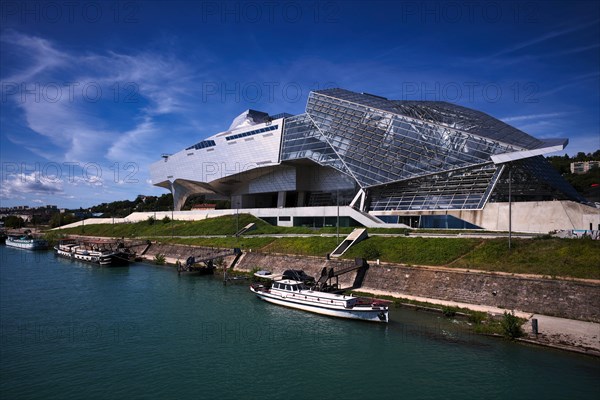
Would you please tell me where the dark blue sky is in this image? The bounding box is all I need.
[1,0,599,208]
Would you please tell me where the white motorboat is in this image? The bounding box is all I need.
[250,279,389,323]
[6,235,47,250]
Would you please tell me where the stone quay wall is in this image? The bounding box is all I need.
[136,243,600,322]
[236,252,600,322]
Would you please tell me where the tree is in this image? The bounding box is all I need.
[49,213,62,228]
[49,213,79,228]
[3,216,25,228]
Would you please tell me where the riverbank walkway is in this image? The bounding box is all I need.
[362,288,600,356]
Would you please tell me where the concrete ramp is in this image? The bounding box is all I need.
[330,228,368,258]
[235,223,256,237]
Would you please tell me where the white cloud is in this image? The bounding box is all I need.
[70,175,105,187]
[0,172,64,199]
[0,170,109,201]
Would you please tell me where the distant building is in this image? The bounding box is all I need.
[570,161,600,174]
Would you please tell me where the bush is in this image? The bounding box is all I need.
[442,306,457,318]
[154,253,166,265]
[147,216,156,225]
[468,312,486,325]
[162,216,171,224]
[43,231,66,247]
[501,311,524,339]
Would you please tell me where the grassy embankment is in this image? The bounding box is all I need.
[51,214,600,279]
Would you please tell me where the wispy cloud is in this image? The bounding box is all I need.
[1,31,198,165]
[0,31,70,82]
[538,72,600,97]
[487,18,600,59]
[501,112,572,123]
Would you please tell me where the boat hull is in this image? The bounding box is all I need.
[6,238,47,250]
[54,246,129,266]
[251,287,388,323]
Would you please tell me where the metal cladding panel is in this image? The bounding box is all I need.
[247,166,296,194]
[150,120,284,186]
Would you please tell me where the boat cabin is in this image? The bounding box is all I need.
[271,280,308,292]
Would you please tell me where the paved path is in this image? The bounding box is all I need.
[360,288,600,355]
[523,314,600,352]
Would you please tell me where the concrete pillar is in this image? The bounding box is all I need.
[170,181,190,211]
[277,191,286,208]
[297,191,306,207]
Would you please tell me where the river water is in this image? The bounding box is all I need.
[1,246,598,399]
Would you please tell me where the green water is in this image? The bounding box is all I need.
[1,247,598,399]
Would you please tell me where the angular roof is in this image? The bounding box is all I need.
[313,88,543,150]
[228,109,270,131]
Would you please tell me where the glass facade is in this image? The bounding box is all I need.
[281,113,351,176]
[280,88,584,212]
[368,164,501,211]
[186,140,216,150]
[490,156,586,203]
[225,125,278,141]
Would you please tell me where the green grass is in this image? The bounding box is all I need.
[451,238,600,279]
[344,236,481,265]
[160,236,277,250]
[262,236,341,257]
[51,215,600,280]
[54,214,355,237]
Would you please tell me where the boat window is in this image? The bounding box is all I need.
[285,285,291,291]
